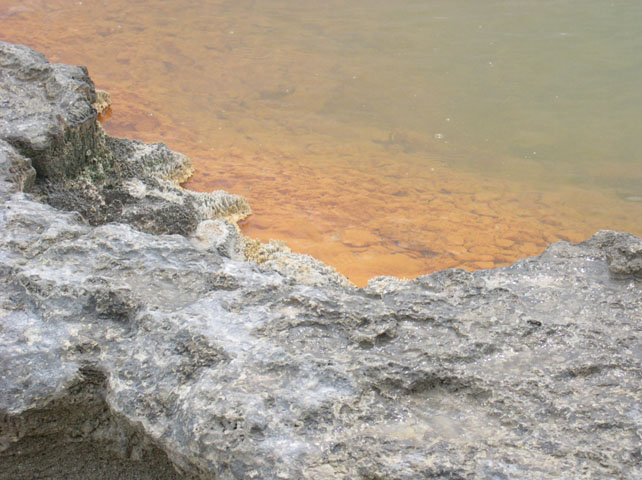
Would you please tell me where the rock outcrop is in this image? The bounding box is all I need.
[1,41,641,480]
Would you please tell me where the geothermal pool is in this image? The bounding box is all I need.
[2,0,640,285]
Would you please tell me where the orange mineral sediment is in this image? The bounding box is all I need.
[180,144,639,286]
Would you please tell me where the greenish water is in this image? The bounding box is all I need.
[247,0,642,194]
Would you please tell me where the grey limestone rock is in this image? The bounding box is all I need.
[0,139,36,201]
[0,41,251,237]
[1,41,641,480]
[0,42,99,179]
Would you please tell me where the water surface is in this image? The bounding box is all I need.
[1,0,640,285]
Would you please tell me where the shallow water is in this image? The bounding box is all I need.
[2,0,640,285]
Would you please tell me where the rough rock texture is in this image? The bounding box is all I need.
[1,41,641,480]
[0,42,251,239]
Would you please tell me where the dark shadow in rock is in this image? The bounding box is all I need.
[0,367,196,480]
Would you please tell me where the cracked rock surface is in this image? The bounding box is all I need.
[1,41,641,480]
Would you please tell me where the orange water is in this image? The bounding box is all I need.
[2,0,640,286]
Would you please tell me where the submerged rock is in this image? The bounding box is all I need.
[1,41,641,480]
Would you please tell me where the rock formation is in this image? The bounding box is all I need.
[1,41,640,479]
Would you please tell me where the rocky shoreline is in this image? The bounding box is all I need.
[1,41,641,479]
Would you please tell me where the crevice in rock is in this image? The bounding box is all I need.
[0,367,195,480]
